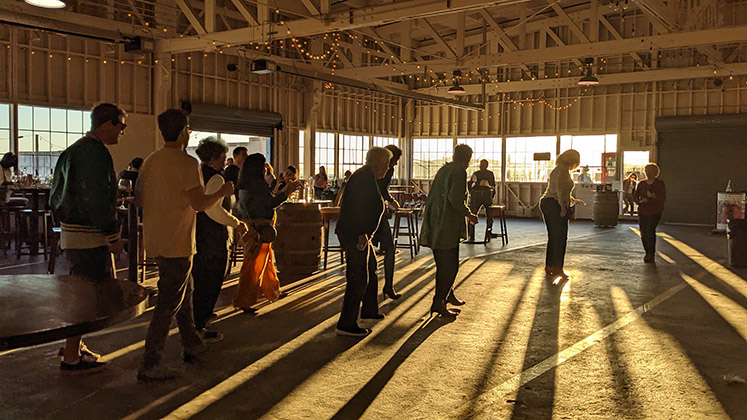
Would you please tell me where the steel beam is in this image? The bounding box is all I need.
[158,0,509,53]
[175,0,207,35]
[336,25,747,78]
[229,0,258,26]
[416,62,747,94]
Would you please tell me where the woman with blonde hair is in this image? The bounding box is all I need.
[540,149,585,281]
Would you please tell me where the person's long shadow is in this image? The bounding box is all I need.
[330,316,453,420]
[640,234,747,419]
[457,266,533,418]
[157,255,448,420]
[509,276,563,420]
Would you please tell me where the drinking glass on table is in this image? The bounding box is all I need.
[118,178,132,209]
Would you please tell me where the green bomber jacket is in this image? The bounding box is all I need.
[49,134,119,242]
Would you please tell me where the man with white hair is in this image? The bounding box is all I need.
[334,146,392,337]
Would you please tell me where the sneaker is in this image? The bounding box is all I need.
[137,365,180,382]
[183,343,209,363]
[60,358,107,374]
[58,343,101,363]
[360,313,385,320]
[197,328,224,343]
[335,326,372,337]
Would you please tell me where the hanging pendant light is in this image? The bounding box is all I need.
[448,70,466,95]
[578,57,599,86]
[25,0,66,8]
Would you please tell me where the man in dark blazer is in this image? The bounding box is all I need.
[335,146,393,337]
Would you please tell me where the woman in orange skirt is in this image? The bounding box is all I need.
[233,153,300,313]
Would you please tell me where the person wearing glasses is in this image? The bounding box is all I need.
[136,109,234,382]
[49,103,127,374]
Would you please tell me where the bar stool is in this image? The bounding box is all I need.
[486,205,508,246]
[392,209,418,258]
[46,212,61,273]
[16,208,50,259]
[138,224,159,282]
[321,207,344,270]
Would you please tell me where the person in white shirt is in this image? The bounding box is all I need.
[136,109,234,382]
[540,149,584,282]
[192,137,248,342]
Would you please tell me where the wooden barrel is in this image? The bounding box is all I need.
[593,190,620,227]
[274,202,323,275]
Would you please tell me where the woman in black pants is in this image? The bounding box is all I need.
[540,149,583,281]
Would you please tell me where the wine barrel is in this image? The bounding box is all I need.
[274,202,323,275]
[593,190,620,227]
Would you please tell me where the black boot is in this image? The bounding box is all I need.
[383,286,401,300]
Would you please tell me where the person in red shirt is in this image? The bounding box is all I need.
[634,163,666,263]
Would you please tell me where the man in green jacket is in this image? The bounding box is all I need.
[419,144,478,319]
[50,103,127,373]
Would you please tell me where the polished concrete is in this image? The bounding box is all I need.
[1,219,746,419]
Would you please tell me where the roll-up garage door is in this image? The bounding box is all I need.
[656,114,747,225]
[182,102,283,137]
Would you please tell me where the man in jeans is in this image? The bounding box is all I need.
[50,103,127,374]
[136,109,233,381]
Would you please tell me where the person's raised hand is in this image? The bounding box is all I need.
[284,179,302,193]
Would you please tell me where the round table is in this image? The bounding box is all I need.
[0,274,148,350]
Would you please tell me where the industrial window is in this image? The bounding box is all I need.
[505,136,557,182]
[315,132,335,178]
[17,105,90,178]
[458,137,502,182]
[412,138,452,180]
[186,132,270,168]
[0,104,10,155]
[298,131,305,179]
[372,136,398,148]
[373,136,400,179]
[339,134,368,177]
[559,134,617,183]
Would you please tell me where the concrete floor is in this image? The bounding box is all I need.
[1,218,747,419]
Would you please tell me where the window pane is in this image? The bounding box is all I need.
[0,129,10,154]
[413,138,452,180]
[298,131,305,179]
[0,104,10,129]
[505,136,557,182]
[559,134,619,183]
[315,132,335,178]
[49,132,67,152]
[33,106,50,131]
[459,137,502,181]
[18,130,34,152]
[18,105,33,130]
[339,134,367,176]
[67,109,83,133]
[50,108,67,132]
